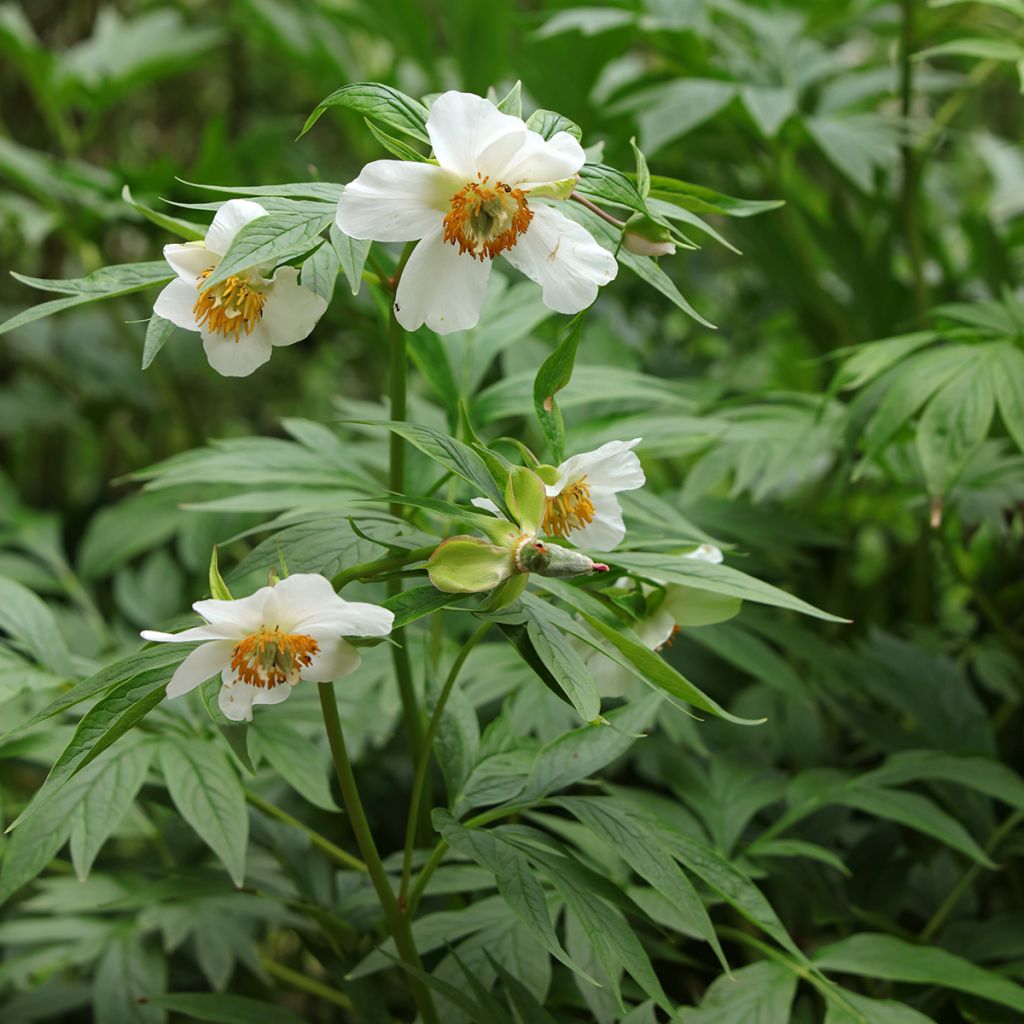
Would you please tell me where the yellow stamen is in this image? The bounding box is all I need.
[658,625,681,652]
[542,477,595,539]
[194,267,266,340]
[230,627,319,689]
[443,175,532,260]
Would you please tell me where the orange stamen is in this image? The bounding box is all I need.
[443,176,532,260]
[542,477,596,539]
[194,267,266,340]
[230,627,319,689]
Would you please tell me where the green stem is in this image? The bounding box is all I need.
[245,790,366,873]
[900,0,929,322]
[919,809,1024,942]
[399,621,491,906]
[260,957,354,1010]
[317,683,441,1024]
[331,544,434,590]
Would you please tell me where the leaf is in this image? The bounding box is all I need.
[991,343,1024,453]
[364,116,429,161]
[330,223,371,296]
[831,332,938,393]
[496,80,522,117]
[823,991,937,1024]
[301,82,430,142]
[201,205,334,290]
[576,163,651,217]
[523,599,601,721]
[603,552,848,622]
[300,231,340,304]
[614,79,737,154]
[684,961,797,1023]
[433,809,597,984]
[806,114,900,193]
[93,933,166,1024]
[145,993,307,1024]
[1,262,174,336]
[646,175,784,218]
[0,575,73,674]
[121,184,205,240]
[533,313,585,462]
[251,722,337,811]
[69,743,154,880]
[208,547,233,601]
[525,109,583,141]
[814,933,1024,1013]
[383,584,463,628]
[918,38,1024,62]
[160,737,248,886]
[141,315,176,370]
[740,85,797,138]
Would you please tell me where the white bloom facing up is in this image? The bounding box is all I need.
[154,199,327,377]
[335,90,618,334]
[141,573,393,722]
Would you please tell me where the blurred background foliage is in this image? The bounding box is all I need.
[1,0,1023,1022]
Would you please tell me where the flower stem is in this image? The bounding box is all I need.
[399,621,491,906]
[331,544,435,591]
[245,790,366,873]
[570,191,627,229]
[317,682,440,1024]
[259,957,354,1010]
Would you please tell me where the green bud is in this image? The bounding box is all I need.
[428,536,516,594]
[528,176,577,201]
[622,214,676,258]
[517,539,609,579]
[505,466,547,534]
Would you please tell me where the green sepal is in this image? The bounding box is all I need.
[427,536,516,594]
[528,176,576,200]
[208,547,233,601]
[505,466,547,534]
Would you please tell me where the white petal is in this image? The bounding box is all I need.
[570,488,627,550]
[684,544,723,564]
[218,679,291,721]
[499,131,586,189]
[502,204,617,315]
[470,497,502,515]
[204,199,267,256]
[300,635,362,682]
[253,267,327,348]
[335,161,459,241]
[427,91,525,180]
[556,439,644,493]
[201,329,274,377]
[192,589,272,632]
[394,227,491,334]
[141,623,243,644]
[164,242,216,283]
[153,279,200,332]
[165,640,234,698]
[258,573,339,630]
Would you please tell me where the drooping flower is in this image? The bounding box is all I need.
[141,573,393,722]
[335,90,618,334]
[473,439,645,551]
[584,544,741,698]
[154,199,327,377]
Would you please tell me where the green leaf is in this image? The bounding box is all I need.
[603,552,848,622]
[1,262,173,336]
[496,80,522,117]
[918,38,1024,62]
[991,343,1024,453]
[122,184,205,240]
[533,313,585,462]
[823,990,937,1024]
[144,993,306,1024]
[301,82,430,142]
[330,223,371,296]
[93,933,166,1024]
[433,809,597,984]
[201,205,333,290]
[251,722,337,811]
[646,175,784,218]
[525,108,583,141]
[208,547,233,601]
[383,584,465,628]
[364,116,429,161]
[160,737,248,886]
[141,315,176,370]
[69,742,153,880]
[523,599,601,721]
[504,465,546,534]
[0,575,73,674]
[814,933,1024,1014]
[300,231,340,304]
[684,961,797,1023]
[831,332,938,393]
[576,163,651,217]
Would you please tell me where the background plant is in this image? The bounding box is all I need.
[1,1,1023,1023]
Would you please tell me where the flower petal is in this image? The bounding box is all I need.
[300,635,362,682]
[165,640,234,698]
[142,623,243,644]
[426,91,525,180]
[502,204,618,315]
[218,679,291,722]
[336,161,459,242]
[153,279,200,332]
[260,573,340,631]
[569,488,627,550]
[394,227,491,334]
[164,242,216,283]
[201,329,274,377]
[204,199,267,256]
[253,267,327,348]
[684,543,723,564]
[192,588,272,631]
[499,131,586,189]
[556,438,644,493]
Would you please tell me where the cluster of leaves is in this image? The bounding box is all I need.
[1,2,1023,1024]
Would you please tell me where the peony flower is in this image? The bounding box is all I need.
[473,439,645,551]
[141,573,393,722]
[335,90,618,334]
[154,199,327,377]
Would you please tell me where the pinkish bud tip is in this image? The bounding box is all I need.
[592,563,609,572]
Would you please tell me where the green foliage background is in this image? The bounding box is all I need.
[1,1,1023,1022]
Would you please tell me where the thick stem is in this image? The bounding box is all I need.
[331,544,435,590]
[317,683,441,1024]
[399,621,491,905]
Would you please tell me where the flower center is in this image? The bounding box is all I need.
[194,267,266,340]
[542,477,595,539]
[230,627,319,689]
[443,176,532,260]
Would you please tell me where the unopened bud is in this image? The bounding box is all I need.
[622,215,676,258]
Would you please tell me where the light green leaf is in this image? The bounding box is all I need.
[683,961,796,1023]
[93,933,166,1024]
[533,313,585,462]
[301,82,430,142]
[330,223,371,296]
[523,599,601,721]
[251,722,337,811]
[0,575,72,674]
[122,184,205,240]
[145,993,307,1024]
[823,990,937,1024]
[525,109,583,140]
[141,314,176,370]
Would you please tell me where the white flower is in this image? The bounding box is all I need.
[335,90,618,334]
[153,199,327,377]
[141,573,393,722]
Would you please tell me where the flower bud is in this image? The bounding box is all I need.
[622,215,676,258]
[516,538,608,578]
